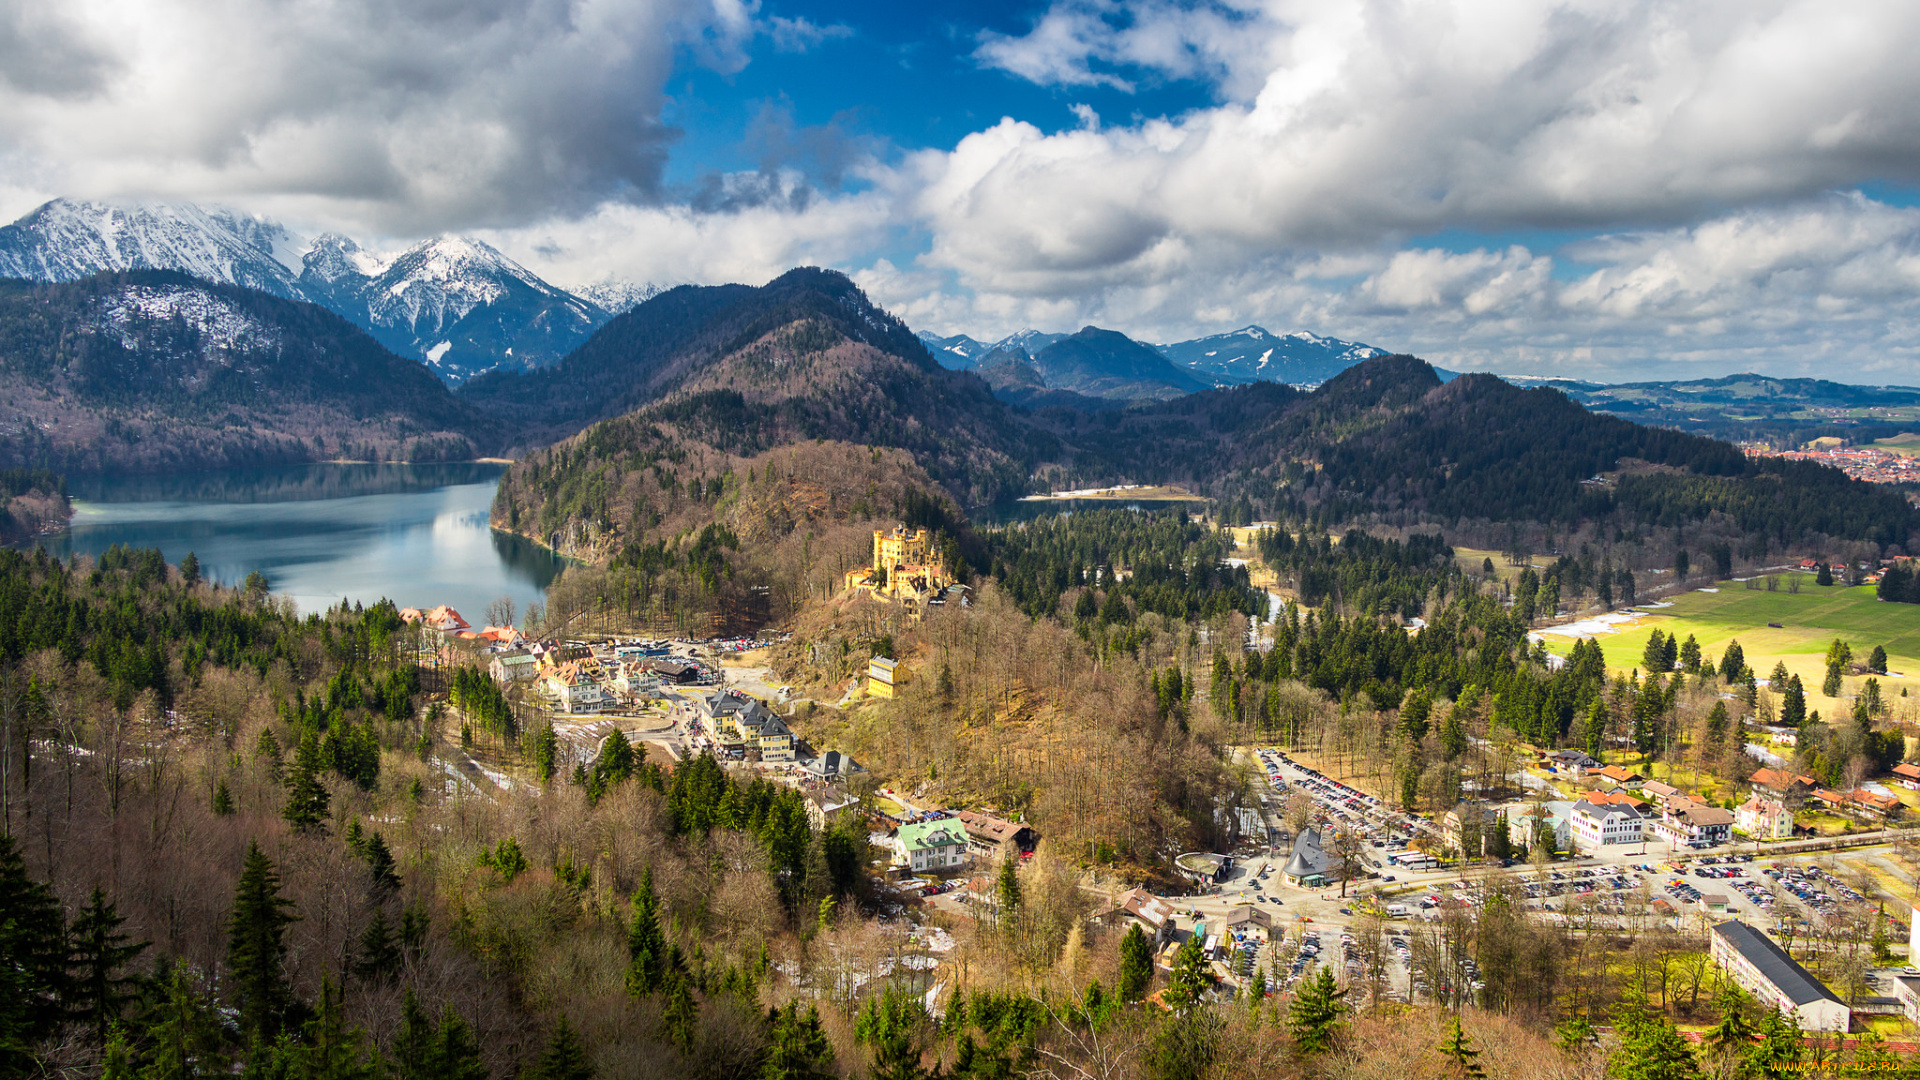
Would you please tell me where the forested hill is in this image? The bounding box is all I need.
[0,271,487,473]
[1042,356,1919,549]
[474,267,1053,508]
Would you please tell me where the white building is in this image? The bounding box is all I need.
[1570,798,1643,852]
[1735,797,1794,841]
[894,820,970,874]
[1709,920,1849,1033]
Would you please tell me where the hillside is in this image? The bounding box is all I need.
[0,271,486,473]
[1158,324,1387,386]
[469,268,1052,506]
[1028,326,1211,400]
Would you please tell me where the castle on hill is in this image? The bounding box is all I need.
[844,525,955,604]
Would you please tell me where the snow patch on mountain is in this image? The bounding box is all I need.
[0,198,307,297]
[574,278,665,314]
[93,285,282,354]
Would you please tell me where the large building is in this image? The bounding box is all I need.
[1709,920,1850,1032]
[1735,797,1795,840]
[1652,798,1734,849]
[1570,797,1644,852]
[893,820,970,874]
[843,525,953,603]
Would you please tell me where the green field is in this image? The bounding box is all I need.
[1873,432,1920,457]
[1544,582,1920,715]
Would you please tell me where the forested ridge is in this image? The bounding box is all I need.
[0,271,485,473]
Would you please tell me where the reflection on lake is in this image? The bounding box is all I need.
[30,463,566,617]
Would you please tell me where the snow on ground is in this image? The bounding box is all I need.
[1539,610,1648,638]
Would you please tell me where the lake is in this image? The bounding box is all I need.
[22,463,567,618]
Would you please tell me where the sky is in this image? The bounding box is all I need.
[7,0,1920,382]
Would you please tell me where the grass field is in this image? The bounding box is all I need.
[1873,432,1920,457]
[1543,582,1920,718]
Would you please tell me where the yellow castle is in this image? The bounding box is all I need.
[844,525,952,603]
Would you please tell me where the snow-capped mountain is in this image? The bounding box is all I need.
[300,235,608,381]
[1157,326,1388,387]
[0,198,306,299]
[574,278,667,315]
[0,198,658,382]
[922,322,1388,388]
[917,328,1068,370]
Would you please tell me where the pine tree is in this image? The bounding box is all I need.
[660,972,698,1054]
[179,552,202,586]
[212,779,235,816]
[527,1015,595,1080]
[1438,1015,1485,1078]
[256,728,284,785]
[853,985,933,1080]
[1720,640,1746,682]
[1816,562,1834,586]
[1286,967,1346,1057]
[1118,924,1153,1002]
[352,909,400,984]
[282,726,330,832]
[1869,645,1889,674]
[0,832,66,1051]
[625,868,666,997]
[65,887,150,1043]
[290,976,376,1080]
[763,1002,835,1080]
[394,989,489,1080]
[226,841,300,1040]
[1704,985,1754,1059]
[1161,934,1211,1013]
[533,724,559,784]
[430,1004,490,1080]
[363,832,400,896]
[1678,634,1701,673]
[1643,630,1669,673]
[144,960,227,1080]
[995,857,1023,918]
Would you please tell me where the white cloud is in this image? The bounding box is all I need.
[0,0,762,234]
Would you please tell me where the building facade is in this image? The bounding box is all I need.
[1709,920,1850,1032]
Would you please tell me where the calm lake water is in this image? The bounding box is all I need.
[24,463,566,618]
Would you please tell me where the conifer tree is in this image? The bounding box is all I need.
[226,841,300,1040]
[363,832,400,896]
[65,886,149,1043]
[527,1015,595,1080]
[1286,967,1346,1058]
[1869,645,1889,674]
[292,975,376,1080]
[1720,640,1746,682]
[352,909,400,984]
[212,780,235,816]
[144,960,226,1080]
[763,1002,835,1080]
[995,857,1023,918]
[625,868,666,997]
[1118,924,1153,1002]
[0,832,66,1050]
[1438,1015,1485,1078]
[282,726,330,832]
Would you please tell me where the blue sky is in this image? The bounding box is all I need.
[9,0,1920,381]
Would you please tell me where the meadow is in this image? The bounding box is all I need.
[1546,579,1920,718]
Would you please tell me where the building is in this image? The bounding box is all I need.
[642,659,701,685]
[802,750,863,782]
[1893,975,1920,1026]
[1099,888,1178,947]
[804,789,861,832]
[1652,799,1734,849]
[894,820,970,874]
[1735,797,1795,840]
[867,656,905,699]
[1709,920,1850,1032]
[1749,768,1818,808]
[1698,893,1731,915]
[1893,762,1920,791]
[1639,779,1681,803]
[1441,802,1501,856]
[1223,905,1273,937]
[1812,787,1903,821]
[1509,800,1573,854]
[1578,789,1650,814]
[1570,798,1644,852]
[843,525,953,603]
[1549,750,1602,775]
[541,663,612,713]
[954,810,1037,862]
[699,692,795,762]
[489,650,539,685]
[1280,829,1340,889]
[1591,764,1646,788]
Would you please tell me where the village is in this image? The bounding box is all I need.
[402,517,1920,1049]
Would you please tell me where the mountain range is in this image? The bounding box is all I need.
[0,198,662,383]
[917,323,1390,402]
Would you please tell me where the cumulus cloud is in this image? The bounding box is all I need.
[920,0,1920,294]
[0,0,764,233]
